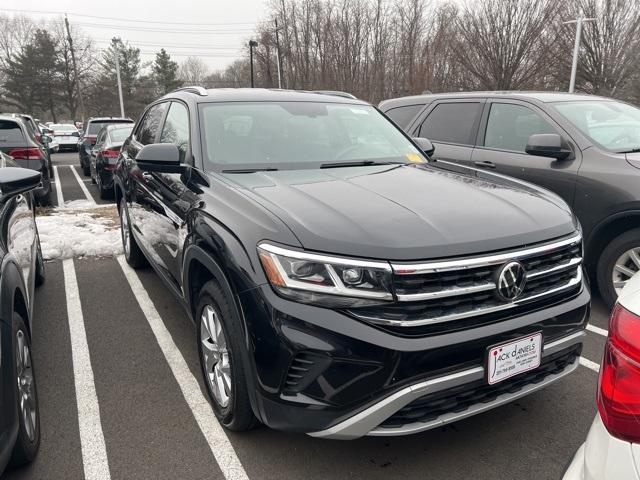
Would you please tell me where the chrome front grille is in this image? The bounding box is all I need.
[350,233,583,328]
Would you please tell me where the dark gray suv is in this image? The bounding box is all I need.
[380,92,640,307]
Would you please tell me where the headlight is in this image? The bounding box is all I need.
[257,243,393,307]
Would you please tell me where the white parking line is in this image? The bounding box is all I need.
[579,356,600,373]
[53,166,64,206]
[586,323,608,337]
[69,165,97,205]
[62,259,111,480]
[115,255,249,480]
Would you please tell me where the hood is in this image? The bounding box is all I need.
[222,164,577,261]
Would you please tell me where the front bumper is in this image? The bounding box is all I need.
[238,280,590,438]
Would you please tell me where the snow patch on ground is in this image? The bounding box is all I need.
[37,205,122,260]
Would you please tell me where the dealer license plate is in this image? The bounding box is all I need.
[487,332,542,385]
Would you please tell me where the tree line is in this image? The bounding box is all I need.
[1,0,639,124]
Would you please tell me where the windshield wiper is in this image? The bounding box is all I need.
[320,160,404,169]
[221,167,279,173]
[619,148,640,154]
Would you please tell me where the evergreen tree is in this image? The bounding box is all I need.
[152,48,181,95]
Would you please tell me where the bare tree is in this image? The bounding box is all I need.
[179,56,209,86]
[454,0,562,90]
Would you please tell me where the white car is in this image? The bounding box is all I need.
[49,123,80,151]
[564,273,640,480]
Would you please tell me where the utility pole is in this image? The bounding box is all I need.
[274,19,283,89]
[114,49,125,117]
[249,40,258,88]
[563,14,596,93]
[64,15,85,123]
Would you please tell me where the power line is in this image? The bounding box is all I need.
[73,22,254,34]
[93,39,240,50]
[1,7,267,27]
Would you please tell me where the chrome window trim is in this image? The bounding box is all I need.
[391,233,582,275]
[355,269,582,327]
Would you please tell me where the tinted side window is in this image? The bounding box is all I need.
[160,102,190,164]
[484,103,556,152]
[0,120,26,146]
[136,103,168,145]
[385,105,423,129]
[419,102,482,145]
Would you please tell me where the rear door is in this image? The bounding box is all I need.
[410,99,484,164]
[122,102,170,277]
[144,100,196,292]
[471,99,581,206]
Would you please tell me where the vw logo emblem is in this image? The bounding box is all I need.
[495,261,527,302]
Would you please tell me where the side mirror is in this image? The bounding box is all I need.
[0,167,41,199]
[41,134,52,144]
[136,143,181,172]
[525,134,572,160]
[412,137,435,157]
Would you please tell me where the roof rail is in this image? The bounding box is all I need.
[311,90,357,100]
[173,86,208,96]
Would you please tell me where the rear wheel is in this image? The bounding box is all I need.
[97,173,110,199]
[82,161,90,177]
[119,198,146,268]
[197,280,257,432]
[37,170,52,207]
[8,314,40,468]
[597,228,640,307]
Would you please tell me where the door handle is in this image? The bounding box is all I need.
[474,161,496,169]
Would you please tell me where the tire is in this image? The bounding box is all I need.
[8,313,40,468]
[119,198,146,268]
[34,237,45,287]
[37,170,52,207]
[196,280,257,432]
[97,174,110,199]
[82,161,90,177]
[597,228,640,308]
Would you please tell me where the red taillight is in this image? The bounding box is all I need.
[8,148,44,160]
[597,304,640,443]
[101,148,120,158]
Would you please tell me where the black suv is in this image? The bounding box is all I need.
[114,88,589,438]
[380,92,640,307]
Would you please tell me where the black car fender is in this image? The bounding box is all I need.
[182,242,263,420]
[585,207,640,265]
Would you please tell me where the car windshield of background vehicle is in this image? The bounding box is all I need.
[110,126,133,142]
[87,122,113,135]
[50,124,77,132]
[199,102,426,171]
[552,100,640,153]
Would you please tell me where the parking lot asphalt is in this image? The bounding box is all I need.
[5,151,609,480]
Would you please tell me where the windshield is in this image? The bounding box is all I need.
[199,102,425,171]
[110,126,133,142]
[552,100,640,153]
[50,124,77,132]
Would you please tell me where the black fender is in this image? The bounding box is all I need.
[182,243,264,422]
[584,208,640,266]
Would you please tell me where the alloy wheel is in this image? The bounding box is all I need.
[200,305,231,408]
[612,247,640,296]
[16,330,37,442]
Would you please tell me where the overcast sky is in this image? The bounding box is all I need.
[3,0,270,72]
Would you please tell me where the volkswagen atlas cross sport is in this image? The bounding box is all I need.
[114,87,590,439]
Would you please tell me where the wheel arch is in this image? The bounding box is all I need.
[585,210,640,273]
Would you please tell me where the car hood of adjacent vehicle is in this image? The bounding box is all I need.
[222,164,577,260]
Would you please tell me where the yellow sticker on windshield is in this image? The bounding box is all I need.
[406,153,424,163]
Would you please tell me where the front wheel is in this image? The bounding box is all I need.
[597,228,640,307]
[197,280,257,432]
[9,314,40,468]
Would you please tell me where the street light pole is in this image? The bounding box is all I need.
[249,40,258,88]
[274,19,283,89]
[563,15,596,93]
[114,50,125,117]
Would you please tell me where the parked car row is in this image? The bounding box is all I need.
[1,87,639,479]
